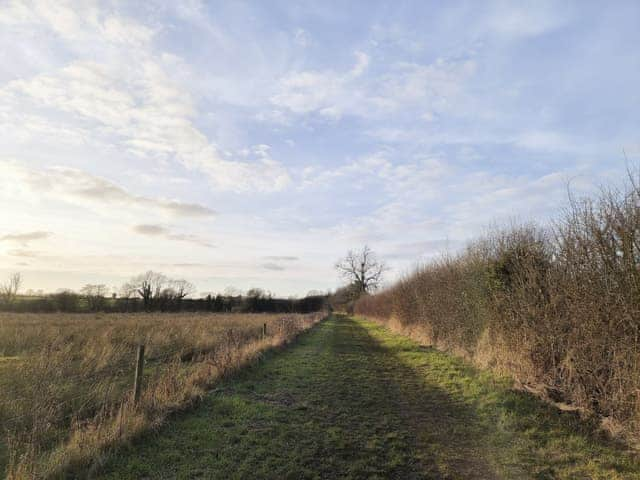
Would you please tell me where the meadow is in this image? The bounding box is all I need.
[0,311,323,479]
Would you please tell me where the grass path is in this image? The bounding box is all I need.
[99,316,640,479]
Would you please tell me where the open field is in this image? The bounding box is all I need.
[0,311,323,478]
[100,316,640,479]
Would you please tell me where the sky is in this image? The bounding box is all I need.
[0,0,639,297]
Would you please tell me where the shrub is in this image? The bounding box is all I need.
[356,173,640,435]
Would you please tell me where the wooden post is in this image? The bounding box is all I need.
[133,344,145,405]
[262,322,267,339]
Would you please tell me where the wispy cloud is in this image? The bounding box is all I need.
[483,2,569,38]
[263,255,299,261]
[3,58,292,192]
[270,51,475,121]
[132,224,214,248]
[7,249,40,258]
[0,161,215,218]
[262,263,286,271]
[0,2,291,194]
[0,231,51,246]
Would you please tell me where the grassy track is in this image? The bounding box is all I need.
[99,316,640,479]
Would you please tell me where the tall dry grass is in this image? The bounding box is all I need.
[0,311,324,478]
[356,173,640,439]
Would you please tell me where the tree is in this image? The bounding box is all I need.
[157,279,196,311]
[170,279,196,300]
[224,286,243,297]
[246,288,267,299]
[80,284,108,311]
[1,272,22,304]
[306,290,325,297]
[52,288,80,311]
[335,245,387,296]
[123,271,167,310]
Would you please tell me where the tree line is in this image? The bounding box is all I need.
[0,270,326,314]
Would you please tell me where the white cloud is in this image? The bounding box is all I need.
[0,3,291,193]
[263,255,298,261]
[270,51,370,118]
[4,59,291,192]
[270,52,475,121]
[262,262,286,271]
[302,151,449,194]
[0,0,154,46]
[132,224,213,248]
[0,160,215,217]
[514,130,582,153]
[484,2,568,38]
[0,230,51,246]
[377,59,476,111]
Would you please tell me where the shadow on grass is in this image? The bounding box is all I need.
[98,316,497,479]
[361,317,640,479]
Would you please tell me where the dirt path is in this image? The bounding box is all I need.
[99,316,639,479]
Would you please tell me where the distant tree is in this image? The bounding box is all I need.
[52,289,80,312]
[244,288,271,312]
[123,271,168,310]
[80,284,108,311]
[224,286,243,297]
[157,279,197,311]
[246,288,266,299]
[170,279,196,300]
[335,245,387,296]
[1,272,22,304]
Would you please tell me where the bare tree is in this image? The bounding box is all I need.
[223,286,243,297]
[170,279,196,300]
[158,279,196,310]
[123,271,167,310]
[1,272,22,304]
[80,284,108,311]
[335,246,387,296]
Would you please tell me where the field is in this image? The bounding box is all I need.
[0,311,323,478]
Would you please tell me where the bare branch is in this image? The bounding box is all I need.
[335,245,387,296]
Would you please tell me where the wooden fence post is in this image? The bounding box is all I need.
[262,322,267,339]
[133,344,145,405]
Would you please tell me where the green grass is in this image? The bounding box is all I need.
[98,316,640,479]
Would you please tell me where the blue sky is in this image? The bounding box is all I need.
[0,0,639,296]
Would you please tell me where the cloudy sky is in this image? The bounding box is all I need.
[0,0,638,296]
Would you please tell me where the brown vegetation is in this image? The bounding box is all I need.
[356,173,640,440]
[0,311,324,478]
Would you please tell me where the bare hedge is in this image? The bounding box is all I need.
[356,174,640,432]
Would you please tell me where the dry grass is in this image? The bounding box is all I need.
[0,311,324,478]
[356,171,640,443]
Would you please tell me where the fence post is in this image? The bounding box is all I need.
[133,344,145,405]
[262,322,267,339]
